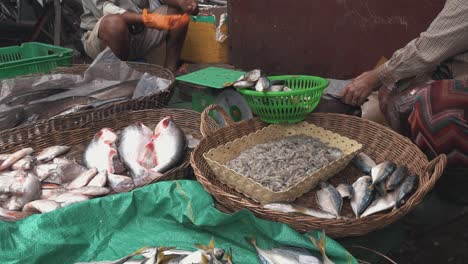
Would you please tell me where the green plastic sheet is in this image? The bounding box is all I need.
[0,180,357,264]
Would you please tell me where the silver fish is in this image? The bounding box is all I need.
[66,168,98,189]
[255,76,271,92]
[87,170,108,187]
[49,192,90,207]
[36,145,71,162]
[316,183,342,216]
[108,173,135,193]
[0,206,34,221]
[336,184,354,199]
[0,171,26,195]
[352,153,376,175]
[361,192,397,217]
[309,230,335,264]
[11,155,37,170]
[239,69,261,82]
[6,171,41,210]
[395,175,418,208]
[267,85,285,92]
[55,162,89,183]
[232,80,255,89]
[0,147,34,171]
[0,153,10,161]
[370,161,396,188]
[117,123,158,185]
[146,116,187,175]
[386,166,409,191]
[68,186,110,197]
[247,237,306,264]
[33,163,59,182]
[270,247,321,263]
[53,157,75,164]
[263,203,337,219]
[40,188,67,199]
[350,176,374,218]
[84,128,125,174]
[22,199,62,213]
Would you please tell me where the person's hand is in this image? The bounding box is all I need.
[177,0,198,15]
[342,70,382,106]
[142,9,190,30]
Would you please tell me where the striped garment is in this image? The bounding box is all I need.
[408,80,468,168]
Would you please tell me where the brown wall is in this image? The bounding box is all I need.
[228,0,446,79]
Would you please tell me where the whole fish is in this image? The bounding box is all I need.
[350,176,374,218]
[87,170,108,187]
[88,79,139,100]
[247,237,307,264]
[0,105,25,130]
[370,161,396,188]
[6,171,41,210]
[336,184,354,199]
[0,206,34,221]
[395,175,418,208]
[0,88,69,106]
[386,166,409,191]
[69,186,111,197]
[34,163,60,182]
[66,168,98,189]
[36,145,71,162]
[316,183,342,216]
[84,128,125,174]
[11,155,37,170]
[352,153,376,175]
[0,147,34,171]
[361,192,397,217]
[49,192,90,207]
[232,80,255,89]
[255,76,271,92]
[22,199,62,213]
[23,96,100,122]
[309,230,334,264]
[239,69,261,82]
[145,116,187,174]
[263,203,337,219]
[108,173,135,193]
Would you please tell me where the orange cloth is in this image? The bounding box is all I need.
[142,9,190,30]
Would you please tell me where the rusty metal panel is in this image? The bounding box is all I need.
[229,0,445,79]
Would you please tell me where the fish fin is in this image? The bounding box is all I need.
[310,229,334,264]
[201,253,210,264]
[208,237,216,250]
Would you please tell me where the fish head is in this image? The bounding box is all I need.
[154,116,174,134]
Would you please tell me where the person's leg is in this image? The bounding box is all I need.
[163,6,188,72]
[98,15,131,60]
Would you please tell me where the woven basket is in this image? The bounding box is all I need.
[0,108,217,183]
[191,104,447,238]
[7,62,175,132]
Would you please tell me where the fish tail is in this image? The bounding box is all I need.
[201,253,210,264]
[310,229,334,264]
[245,236,256,247]
[208,237,216,250]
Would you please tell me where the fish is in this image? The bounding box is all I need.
[75,247,149,264]
[48,192,90,207]
[41,183,62,189]
[247,237,306,264]
[117,123,159,185]
[232,80,256,89]
[11,155,37,170]
[336,184,354,199]
[386,166,409,191]
[350,176,374,218]
[255,76,271,92]
[36,146,71,162]
[66,168,98,189]
[0,171,27,195]
[267,85,285,92]
[316,183,342,216]
[283,87,292,92]
[309,230,335,264]
[0,206,35,221]
[84,128,125,174]
[40,188,67,199]
[370,161,396,189]
[144,117,187,174]
[351,153,376,175]
[239,69,262,82]
[53,157,75,164]
[0,147,34,171]
[0,153,10,161]
[361,192,397,217]
[69,186,111,197]
[270,247,321,264]
[0,104,25,130]
[33,163,59,182]
[87,170,108,187]
[107,173,135,193]
[195,238,226,261]
[263,203,337,219]
[0,88,69,106]
[5,171,41,210]
[179,250,214,264]
[41,162,89,184]
[395,175,418,208]
[23,96,100,122]
[88,79,139,100]
[22,199,62,213]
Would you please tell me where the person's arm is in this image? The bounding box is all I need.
[160,0,199,15]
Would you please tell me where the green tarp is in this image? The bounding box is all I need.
[0,180,357,264]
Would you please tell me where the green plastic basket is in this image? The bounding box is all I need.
[238,75,329,124]
[0,42,73,80]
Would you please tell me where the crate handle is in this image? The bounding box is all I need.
[200,104,234,137]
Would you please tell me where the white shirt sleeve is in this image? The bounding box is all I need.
[103,2,128,16]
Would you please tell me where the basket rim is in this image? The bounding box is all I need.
[238,75,329,96]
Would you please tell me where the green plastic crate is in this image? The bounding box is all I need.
[0,42,73,79]
[238,75,329,124]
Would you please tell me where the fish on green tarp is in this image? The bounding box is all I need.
[309,230,335,264]
[263,203,337,219]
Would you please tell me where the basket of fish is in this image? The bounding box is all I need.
[203,113,362,204]
[191,104,447,237]
[225,69,329,124]
[0,61,175,132]
[0,108,217,221]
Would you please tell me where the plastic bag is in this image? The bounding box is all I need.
[132,72,172,99]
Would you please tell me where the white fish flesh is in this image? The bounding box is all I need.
[36,146,71,162]
[263,203,337,219]
[0,148,34,171]
[84,128,124,174]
